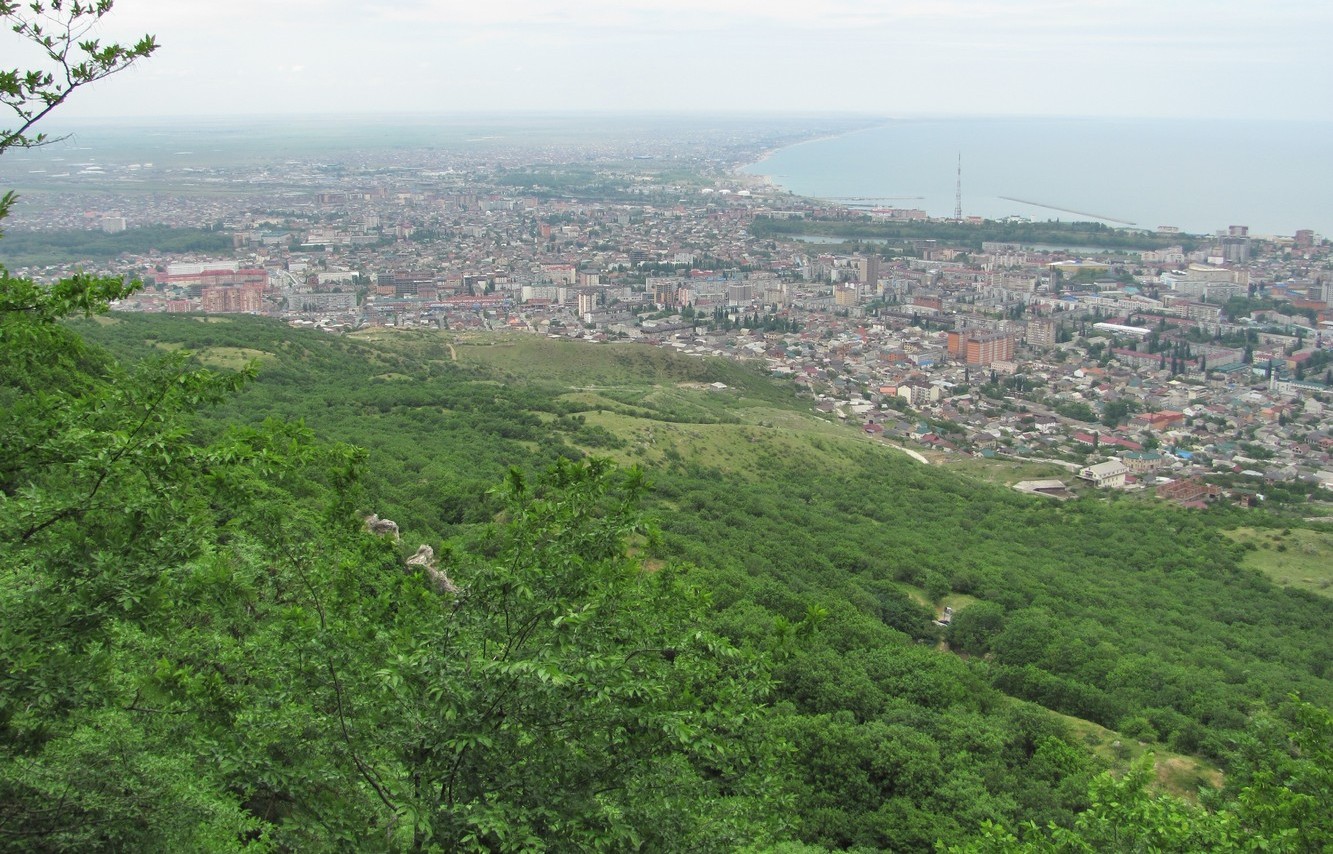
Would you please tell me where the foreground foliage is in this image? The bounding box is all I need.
[1,283,789,849]
[953,697,1333,852]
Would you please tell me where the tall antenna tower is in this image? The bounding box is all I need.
[954,152,962,221]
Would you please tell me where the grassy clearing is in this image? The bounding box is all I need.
[1054,711,1223,799]
[489,339,977,483]
[457,335,676,386]
[446,335,914,479]
[579,408,874,478]
[941,592,979,611]
[195,347,271,371]
[943,456,1078,487]
[152,339,267,371]
[558,374,910,481]
[349,331,397,344]
[896,582,980,611]
[455,334,789,402]
[1222,527,1333,598]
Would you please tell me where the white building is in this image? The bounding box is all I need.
[1078,460,1130,488]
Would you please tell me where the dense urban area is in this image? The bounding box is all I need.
[4,127,1331,513]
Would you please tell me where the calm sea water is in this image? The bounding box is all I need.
[742,118,1333,238]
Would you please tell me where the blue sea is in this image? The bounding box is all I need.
[742,118,1333,238]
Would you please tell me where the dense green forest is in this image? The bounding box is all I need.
[750,216,1202,252]
[7,308,1322,850]
[0,225,232,268]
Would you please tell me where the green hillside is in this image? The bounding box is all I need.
[41,311,1329,850]
[1224,526,1333,598]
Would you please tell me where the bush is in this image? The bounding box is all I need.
[948,601,1006,655]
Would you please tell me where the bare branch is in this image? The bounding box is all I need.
[0,1,156,153]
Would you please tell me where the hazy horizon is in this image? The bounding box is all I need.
[3,1,1330,123]
[31,111,1333,126]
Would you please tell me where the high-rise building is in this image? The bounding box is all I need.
[727,283,756,306]
[854,254,880,289]
[968,333,1014,366]
[949,330,1015,365]
[1220,225,1250,263]
[1025,319,1056,349]
[201,284,264,314]
[653,280,679,308]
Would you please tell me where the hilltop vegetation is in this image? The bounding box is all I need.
[37,310,1332,850]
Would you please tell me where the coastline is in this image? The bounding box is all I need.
[734,123,888,190]
[732,117,1333,237]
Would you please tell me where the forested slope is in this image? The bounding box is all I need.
[50,312,1332,851]
[3,299,790,849]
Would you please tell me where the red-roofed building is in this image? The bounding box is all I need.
[1133,410,1186,432]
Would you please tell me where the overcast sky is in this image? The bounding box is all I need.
[8,0,1333,121]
